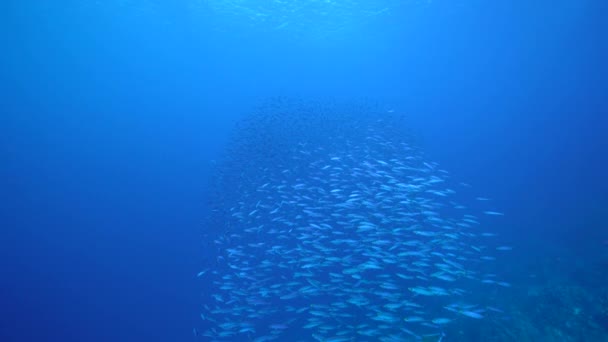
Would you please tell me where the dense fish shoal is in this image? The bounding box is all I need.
[198,99,511,341]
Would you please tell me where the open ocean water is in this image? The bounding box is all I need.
[2,1,607,341]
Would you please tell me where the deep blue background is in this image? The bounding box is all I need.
[2,0,607,341]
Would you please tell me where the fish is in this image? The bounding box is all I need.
[404,316,425,322]
[460,310,484,319]
[431,318,452,325]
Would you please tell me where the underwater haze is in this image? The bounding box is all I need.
[2,0,607,341]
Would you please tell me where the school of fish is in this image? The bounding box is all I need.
[198,100,511,341]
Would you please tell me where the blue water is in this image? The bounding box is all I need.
[2,1,607,341]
